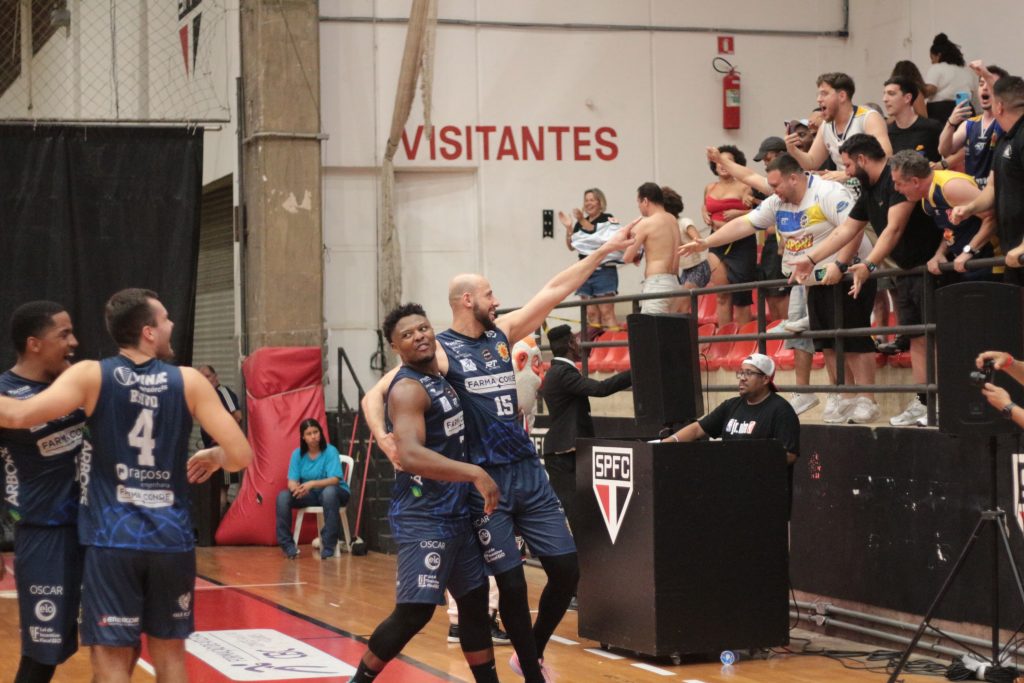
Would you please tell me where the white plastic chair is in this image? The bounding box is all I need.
[292,453,355,553]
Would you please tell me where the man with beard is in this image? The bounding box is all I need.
[0,302,84,683]
[952,67,1024,283]
[938,64,1009,188]
[540,324,631,537]
[362,225,634,682]
[349,303,501,683]
[0,288,253,683]
[789,135,942,427]
[682,153,879,424]
[661,353,799,516]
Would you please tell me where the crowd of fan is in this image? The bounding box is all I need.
[560,33,1024,427]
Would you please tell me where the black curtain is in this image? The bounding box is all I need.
[0,125,203,368]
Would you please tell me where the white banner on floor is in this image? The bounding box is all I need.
[186,629,356,680]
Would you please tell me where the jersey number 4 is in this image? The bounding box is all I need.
[494,395,514,416]
[128,409,156,467]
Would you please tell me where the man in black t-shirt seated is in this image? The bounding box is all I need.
[661,353,800,515]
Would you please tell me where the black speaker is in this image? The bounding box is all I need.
[937,282,1024,435]
[626,313,703,428]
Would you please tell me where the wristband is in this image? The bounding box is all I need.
[1006,355,1016,369]
[946,120,957,129]
[664,435,678,443]
[806,253,818,266]
[1003,402,1017,419]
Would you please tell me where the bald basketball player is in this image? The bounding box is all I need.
[363,224,634,682]
[622,182,682,314]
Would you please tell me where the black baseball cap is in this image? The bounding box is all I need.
[753,136,787,161]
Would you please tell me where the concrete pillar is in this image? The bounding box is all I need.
[239,0,322,350]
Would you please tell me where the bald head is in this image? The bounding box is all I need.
[448,273,498,332]
[448,274,486,308]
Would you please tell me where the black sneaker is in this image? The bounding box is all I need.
[447,624,460,644]
[490,610,511,645]
[876,335,910,355]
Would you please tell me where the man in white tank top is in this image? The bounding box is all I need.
[785,72,892,180]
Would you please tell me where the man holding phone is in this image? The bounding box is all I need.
[939,65,1009,189]
[884,77,943,161]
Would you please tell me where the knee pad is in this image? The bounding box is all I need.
[453,584,491,652]
[540,552,579,594]
[367,603,435,662]
[495,566,528,603]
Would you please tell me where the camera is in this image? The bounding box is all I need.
[970,359,996,387]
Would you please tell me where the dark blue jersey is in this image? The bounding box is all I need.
[437,328,537,467]
[964,116,1003,189]
[79,356,194,552]
[385,366,470,542]
[0,371,84,526]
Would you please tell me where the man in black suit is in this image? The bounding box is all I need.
[541,325,631,535]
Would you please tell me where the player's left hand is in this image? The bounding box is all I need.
[953,250,973,273]
[187,448,224,484]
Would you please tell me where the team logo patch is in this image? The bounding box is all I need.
[34,599,57,622]
[591,446,634,544]
[496,342,510,362]
[178,592,192,611]
[478,529,491,545]
[460,358,477,372]
[424,552,442,571]
[1013,453,1024,537]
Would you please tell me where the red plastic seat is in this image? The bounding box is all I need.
[609,339,631,372]
[697,295,717,325]
[700,322,738,371]
[697,323,717,355]
[589,331,627,373]
[725,321,762,371]
[584,331,615,373]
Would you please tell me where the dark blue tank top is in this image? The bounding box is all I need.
[0,371,84,526]
[80,356,194,551]
[964,116,1003,189]
[436,328,537,467]
[385,366,470,542]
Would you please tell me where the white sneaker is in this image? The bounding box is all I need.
[789,393,820,415]
[890,397,927,426]
[848,397,880,424]
[822,393,854,423]
[784,317,809,333]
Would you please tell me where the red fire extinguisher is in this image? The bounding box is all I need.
[723,68,741,130]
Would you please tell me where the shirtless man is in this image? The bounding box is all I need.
[623,182,682,314]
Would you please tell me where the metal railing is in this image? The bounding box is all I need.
[507,256,1010,427]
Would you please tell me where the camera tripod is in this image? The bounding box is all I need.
[887,435,1024,682]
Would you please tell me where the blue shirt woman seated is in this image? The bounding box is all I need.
[275,418,351,559]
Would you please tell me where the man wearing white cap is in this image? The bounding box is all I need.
[661,354,800,515]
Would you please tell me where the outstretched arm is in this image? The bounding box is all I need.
[497,222,636,342]
[0,360,99,428]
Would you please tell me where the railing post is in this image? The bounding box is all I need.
[923,269,937,426]
[580,302,590,377]
[833,278,846,385]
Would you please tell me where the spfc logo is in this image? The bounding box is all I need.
[592,446,634,544]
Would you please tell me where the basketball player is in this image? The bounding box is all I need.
[0,301,84,683]
[362,224,634,682]
[349,303,501,683]
[0,288,252,683]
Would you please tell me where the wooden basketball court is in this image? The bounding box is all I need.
[0,546,943,682]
